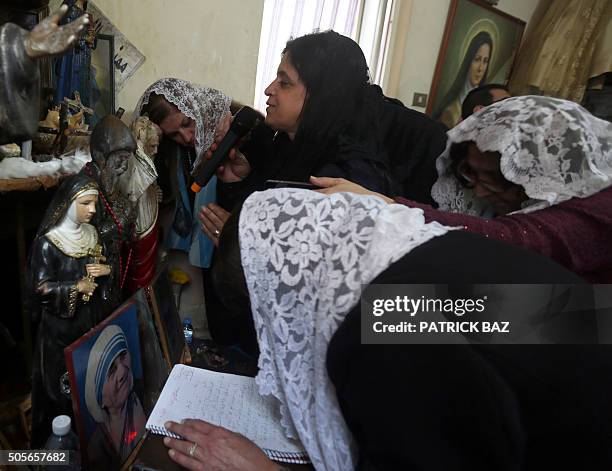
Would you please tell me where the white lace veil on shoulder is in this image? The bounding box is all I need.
[431,95,612,215]
[133,78,232,166]
[239,189,451,470]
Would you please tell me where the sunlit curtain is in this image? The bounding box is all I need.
[508,0,612,103]
[252,0,406,113]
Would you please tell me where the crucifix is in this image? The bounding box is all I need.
[82,244,103,302]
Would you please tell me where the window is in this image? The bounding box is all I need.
[254,0,395,112]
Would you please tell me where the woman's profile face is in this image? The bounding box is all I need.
[101,350,133,411]
[469,43,491,86]
[159,104,196,148]
[75,194,97,224]
[264,54,307,139]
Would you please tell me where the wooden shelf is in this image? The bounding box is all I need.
[0,173,69,192]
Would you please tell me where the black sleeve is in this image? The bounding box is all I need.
[30,238,80,319]
[329,303,526,470]
[327,231,612,470]
[317,158,395,196]
[377,99,448,205]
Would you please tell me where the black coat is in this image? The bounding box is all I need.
[327,231,612,470]
[218,91,447,211]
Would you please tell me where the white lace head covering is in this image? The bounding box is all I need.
[45,187,99,258]
[133,78,232,167]
[239,188,451,470]
[431,95,612,215]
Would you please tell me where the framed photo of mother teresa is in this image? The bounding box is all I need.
[64,301,146,470]
[426,0,525,129]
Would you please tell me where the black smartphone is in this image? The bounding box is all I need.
[265,179,320,190]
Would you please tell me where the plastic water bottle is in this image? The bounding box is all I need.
[44,415,81,470]
[183,317,194,345]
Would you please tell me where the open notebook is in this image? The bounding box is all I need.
[146,364,309,464]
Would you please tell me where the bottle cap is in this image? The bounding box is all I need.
[52,415,72,436]
[183,317,192,325]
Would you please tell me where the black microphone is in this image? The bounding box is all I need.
[191,106,262,192]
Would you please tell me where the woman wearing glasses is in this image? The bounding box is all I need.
[313,95,612,282]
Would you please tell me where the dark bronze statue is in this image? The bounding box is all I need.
[81,115,137,307]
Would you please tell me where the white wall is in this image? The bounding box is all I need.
[91,0,265,117]
[395,0,540,110]
[56,0,539,116]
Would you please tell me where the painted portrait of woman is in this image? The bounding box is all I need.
[84,323,146,470]
[427,0,525,130]
[432,31,493,128]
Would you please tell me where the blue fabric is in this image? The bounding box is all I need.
[164,154,216,268]
[53,43,92,107]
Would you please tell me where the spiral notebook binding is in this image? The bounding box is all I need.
[148,426,309,464]
[147,425,181,439]
[263,448,310,465]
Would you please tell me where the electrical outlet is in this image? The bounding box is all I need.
[412,93,428,108]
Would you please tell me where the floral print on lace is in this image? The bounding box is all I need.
[240,189,451,470]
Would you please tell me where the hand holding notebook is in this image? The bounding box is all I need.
[146,364,309,465]
[163,419,282,470]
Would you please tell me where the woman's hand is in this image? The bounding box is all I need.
[163,419,278,471]
[85,264,111,278]
[77,278,97,296]
[311,176,394,203]
[199,203,230,247]
[204,114,251,183]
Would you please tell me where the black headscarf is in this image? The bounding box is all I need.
[278,31,390,180]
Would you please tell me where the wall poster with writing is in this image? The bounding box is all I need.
[87,1,145,91]
[48,0,145,92]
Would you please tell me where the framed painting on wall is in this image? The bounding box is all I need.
[426,0,525,129]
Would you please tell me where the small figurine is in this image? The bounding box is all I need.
[39,106,62,130]
[28,174,111,447]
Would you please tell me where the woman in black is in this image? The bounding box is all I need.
[201,30,447,239]
[163,188,611,470]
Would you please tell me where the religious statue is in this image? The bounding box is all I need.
[53,0,96,113]
[118,116,163,291]
[81,115,137,306]
[0,5,89,144]
[28,174,112,447]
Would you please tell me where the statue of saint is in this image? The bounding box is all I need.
[118,116,163,291]
[81,115,137,305]
[53,0,96,113]
[28,174,111,447]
